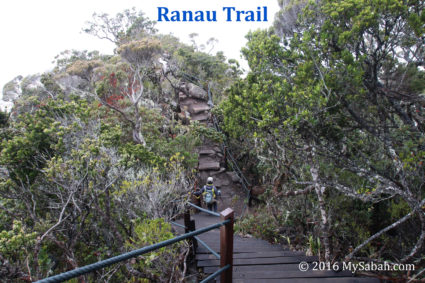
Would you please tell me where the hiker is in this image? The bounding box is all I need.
[196,177,220,212]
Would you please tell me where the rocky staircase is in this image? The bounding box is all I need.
[176,82,246,214]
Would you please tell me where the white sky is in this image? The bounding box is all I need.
[0,0,279,97]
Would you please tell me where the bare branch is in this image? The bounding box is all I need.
[346,198,425,261]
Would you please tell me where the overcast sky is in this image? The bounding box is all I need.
[0,0,279,105]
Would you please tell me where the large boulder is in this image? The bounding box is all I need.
[184,83,208,100]
[2,75,23,102]
[213,174,231,187]
[2,74,44,101]
[226,171,241,183]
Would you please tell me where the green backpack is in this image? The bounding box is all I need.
[203,186,215,204]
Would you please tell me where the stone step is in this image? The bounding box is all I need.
[178,92,187,100]
[199,149,216,155]
[198,161,220,171]
[199,155,219,163]
[199,168,226,182]
[190,104,210,114]
[179,97,205,107]
[214,175,231,187]
[209,168,226,176]
[191,112,209,121]
[198,145,221,152]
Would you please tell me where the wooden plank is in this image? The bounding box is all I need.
[233,278,380,283]
[232,270,353,279]
[197,245,280,254]
[196,250,305,260]
[196,238,282,247]
[196,241,281,249]
[203,262,325,273]
[197,242,283,250]
[196,238,280,248]
[204,263,304,273]
[198,256,319,267]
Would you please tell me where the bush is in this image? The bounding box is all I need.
[125,218,188,282]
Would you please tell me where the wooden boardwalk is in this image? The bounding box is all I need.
[178,212,380,283]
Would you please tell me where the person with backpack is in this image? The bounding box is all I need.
[196,177,220,212]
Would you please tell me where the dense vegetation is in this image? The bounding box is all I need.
[1,0,424,282]
[0,8,239,282]
[222,0,425,280]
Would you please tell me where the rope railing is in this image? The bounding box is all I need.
[211,115,250,189]
[187,201,220,217]
[181,72,201,85]
[170,220,220,259]
[225,146,251,189]
[207,82,214,107]
[195,236,221,259]
[200,264,231,283]
[35,219,229,283]
[179,204,234,282]
[207,86,252,218]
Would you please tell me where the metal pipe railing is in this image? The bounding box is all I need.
[36,220,229,283]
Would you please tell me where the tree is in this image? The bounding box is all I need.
[83,8,157,45]
[222,0,425,269]
[0,94,192,281]
[0,110,9,127]
[95,38,162,146]
[159,33,242,105]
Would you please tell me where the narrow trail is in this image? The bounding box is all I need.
[178,83,246,215]
[176,82,379,282]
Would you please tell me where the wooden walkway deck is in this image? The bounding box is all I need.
[179,212,380,283]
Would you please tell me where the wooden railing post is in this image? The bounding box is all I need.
[220,208,234,283]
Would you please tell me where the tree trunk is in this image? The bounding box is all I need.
[310,160,331,262]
